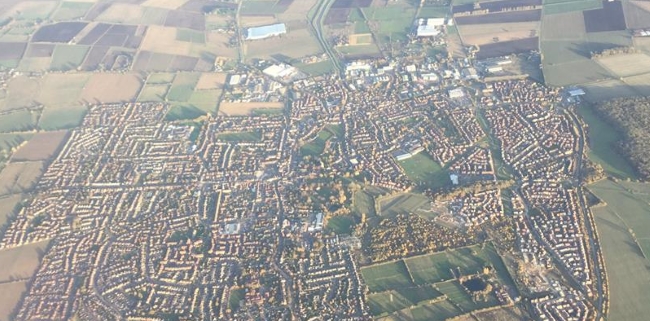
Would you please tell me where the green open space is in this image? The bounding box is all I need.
[361,260,414,292]
[436,280,498,312]
[543,0,602,14]
[378,192,429,217]
[326,215,355,234]
[336,44,381,56]
[50,45,90,71]
[407,299,461,321]
[0,109,37,133]
[164,105,205,121]
[295,60,335,77]
[589,179,650,321]
[300,125,342,156]
[417,6,449,18]
[216,131,262,142]
[53,2,94,20]
[176,29,205,43]
[368,286,442,316]
[147,73,176,84]
[228,287,246,311]
[577,103,637,179]
[398,153,449,189]
[39,106,87,130]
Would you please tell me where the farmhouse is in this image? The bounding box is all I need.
[246,23,287,40]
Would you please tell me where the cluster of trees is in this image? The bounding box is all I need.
[592,97,650,179]
[591,46,639,59]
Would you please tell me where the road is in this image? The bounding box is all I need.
[309,0,343,76]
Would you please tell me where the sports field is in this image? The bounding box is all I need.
[378,192,429,217]
[361,260,414,292]
[589,180,650,321]
[397,153,449,189]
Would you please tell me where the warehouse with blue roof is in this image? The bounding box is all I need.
[246,23,287,40]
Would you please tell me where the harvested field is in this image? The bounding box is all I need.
[205,32,239,59]
[219,102,284,116]
[458,21,539,46]
[0,161,44,195]
[582,79,638,102]
[0,43,26,60]
[349,33,373,45]
[96,3,169,25]
[169,55,199,71]
[142,0,189,9]
[241,15,278,27]
[455,9,541,25]
[0,240,49,281]
[596,53,650,78]
[36,73,89,107]
[50,45,89,71]
[0,193,22,227]
[476,37,539,59]
[326,8,350,24]
[32,22,88,43]
[176,29,205,43]
[24,44,55,58]
[196,73,227,89]
[164,10,205,30]
[246,29,322,59]
[583,0,626,33]
[80,73,143,104]
[295,60,334,76]
[11,131,68,162]
[541,11,586,41]
[0,281,28,321]
[622,73,650,96]
[140,26,194,56]
[0,76,41,112]
[77,23,112,45]
[148,72,176,84]
[624,1,650,29]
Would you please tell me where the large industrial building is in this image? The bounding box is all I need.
[246,23,287,40]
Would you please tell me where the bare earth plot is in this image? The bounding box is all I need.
[0,281,28,321]
[0,162,45,196]
[621,73,650,96]
[219,102,284,116]
[142,0,189,10]
[245,29,322,60]
[458,21,540,46]
[595,53,650,78]
[11,131,69,162]
[0,239,50,281]
[196,73,227,90]
[624,1,650,29]
[0,76,41,112]
[80,73,144,104]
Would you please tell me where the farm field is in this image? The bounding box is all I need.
[624,1,650,29]
[458,22,540,46]
[11,131,68,162]
[541,11,586,41]
[397,153,449,189]
[295,60,335,76]
[596,53,650,78]
[80,73,144,104]
[0,161,45,195]
[52,2,94,21]
[542,0,601,15]
[581,79,638,103]
[0,110,37,133]
[0,194,22,227]
[39,106,88,130]
[138,84,170,102]
[620,73,650,96]
[245,29,322,60]
[589,179,650,321]
[0,281,28,321]
[0,76,41,112]
[577,103,637,179]
[50,45,89,71]
[0,240,50,282]
[361,260,414,292]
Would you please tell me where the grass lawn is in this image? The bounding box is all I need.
[417,6,449,18]
[50,45,89,71]
[39,106,86,130]
[217,131,262,142]
[228,288,245,311]
[398,153,449,189]
[589,179,650,321]
[164,105,205,121]
[436,280,497,312]
[408,300,461,321]
[361,260,414,292]
[577,103,637,179]
[326,215,355,234]
[301,126,341,156]
[295,60,335,76]
[378,192,429,217]
[0,109,37,133]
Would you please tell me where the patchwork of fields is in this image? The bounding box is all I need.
[360,243,517,319]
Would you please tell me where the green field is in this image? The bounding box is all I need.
[53,2,94,20]
[39,106,87,130]
[301,126,342,156]
[50,45,89,71]
[577,103,637,179]
[326,215,355,234]
[336,44,381,56]
[378,192,429,217]
[407,300,460,321]
[216,131,262,142]
[543,0,602,14]
[368,286,442,316]
[417,6,449,18]
[0,110,37,133]
[296,60,335,76]
[398,153,449,189]
[138,84,169,102]
[240,1,285,15]
[176,29,205,43]
[361,260,414,292]
[164,105,205,121]
[228,287,245,311]
[589,180,650,321]
[436,280,497,312]
[147,73,176,84]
